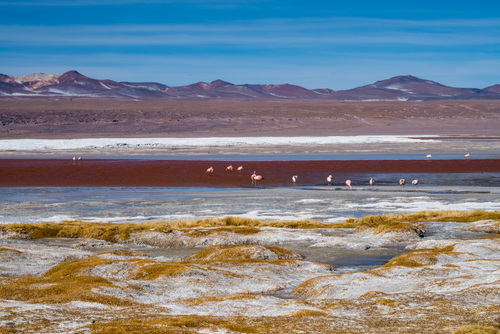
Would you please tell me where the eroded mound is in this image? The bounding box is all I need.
[186,244,303,261]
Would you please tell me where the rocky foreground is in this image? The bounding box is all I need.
[0,212,499,333]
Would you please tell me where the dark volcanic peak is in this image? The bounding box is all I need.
[332,75,495,101]
[245,83,321,98]
[208,79,234,89]
[0,74,11,81]
[57,70,88,83]
[483,84,500,94]
[0,71,499,100]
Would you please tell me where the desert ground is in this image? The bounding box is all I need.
[1,97,499,138]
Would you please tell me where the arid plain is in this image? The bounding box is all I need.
[1,98,499,137]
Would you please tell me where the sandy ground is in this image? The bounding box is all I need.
[1,98,499,138]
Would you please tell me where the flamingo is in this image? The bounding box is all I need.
[72,156,76,161]
[426,154,432,160]
[412,179,419,187]
[369,176,375,186]
[399,179,406,187]
[346,180,352,190]
[237,166,244,172]
[226,165,233,173]
[206,166,214,174]
[465,153,470,159]
[327,175,333,186]
[251,171,263,186]
[292,175,298,186]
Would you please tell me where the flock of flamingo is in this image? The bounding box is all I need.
[205,153,472,189]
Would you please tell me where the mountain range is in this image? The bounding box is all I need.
[1,70,499,101]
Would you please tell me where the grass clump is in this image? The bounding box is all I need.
[44,257,116,278]
[333,210,500,236]
[127,262,198,280]
[451,325,500,334]
[335,210,500,229]
[0,221,144,242]
[166,216,330,229]
[291,275,339,299]
[0,275,136,306]
[88,316,225,334]
[44,254,154,279]
[179,294,258,306]
[185,245,301,261]
[382,245,457,268]
[0,247,22,253]
[0,217,331,243]
[186,226,261,237]
[373,298,400,307]
[287,309,331,317]
[87,314,344,334]
[96,250,148,257]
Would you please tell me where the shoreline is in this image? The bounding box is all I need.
[1,134,499,157]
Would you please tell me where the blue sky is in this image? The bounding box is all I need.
[0,0,499,89]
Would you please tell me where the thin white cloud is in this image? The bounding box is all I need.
[1,17,499,48]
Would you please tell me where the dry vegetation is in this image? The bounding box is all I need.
[335,210,500,230]
[380,245,457,268]
[0,216,332,242]
[1,210,499,333]
[2,211,497,243]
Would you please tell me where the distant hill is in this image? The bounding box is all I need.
[1,70,499,101]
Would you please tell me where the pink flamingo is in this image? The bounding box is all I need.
[237,166,244,172]
[465,153,470,159]
[251,171,263,186]
[206,166,214,174]
[426,154,432,160]
[399,179,406,188]
[346,180,352,190]
[292,175,298,186]
[327,175,332,186]
[226,165,233,173]
[369,176,375,186]
[412,179,419,187]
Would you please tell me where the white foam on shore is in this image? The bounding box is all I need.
[343,197,500,212]
[0,135,439,152]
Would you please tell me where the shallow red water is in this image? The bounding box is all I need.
[0,159,498,187]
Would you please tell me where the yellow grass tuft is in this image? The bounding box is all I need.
[127,262,198,280]
[96,250,148,257]
[185,244,301,261]
[0,221,143,242]
[44,257,115,278]
[0,217,331,243]
[286,309,331,317]
[335,210,500,229]
[291,275,339,298]
[0,276,136,306]
[43,255,154,279]
[185,226,261,237]
[373,298,400,307]
[451,325,500,334]
[179,294,258,306]
[382,245,457,268]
